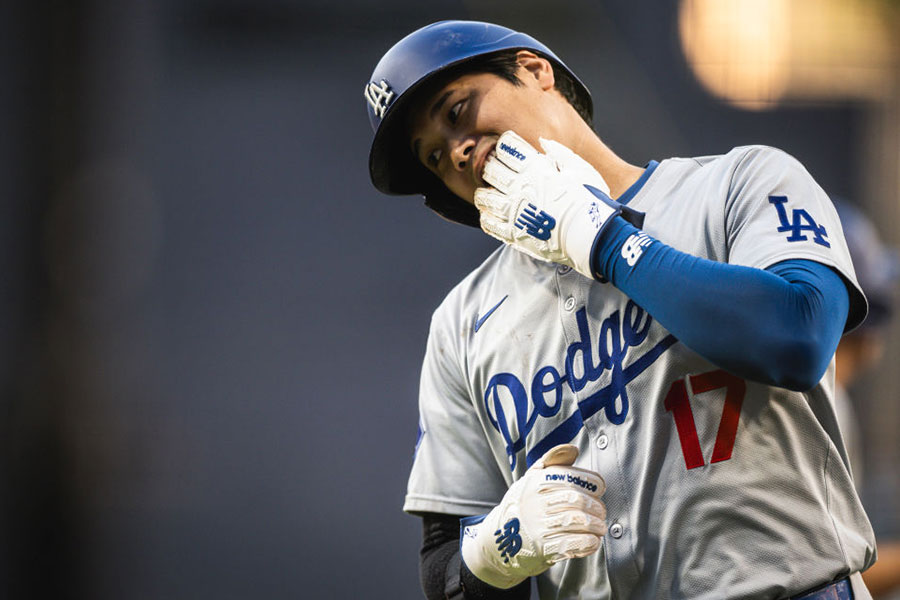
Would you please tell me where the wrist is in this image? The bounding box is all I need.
[459,513,528,590]
[590,217,641,281]
[563,185,623,278]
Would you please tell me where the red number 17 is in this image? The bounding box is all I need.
[664,369,746,470]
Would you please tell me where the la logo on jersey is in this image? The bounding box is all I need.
[364,79,394,118]
[769,195,830,247]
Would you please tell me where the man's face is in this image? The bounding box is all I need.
[407,65,560,205]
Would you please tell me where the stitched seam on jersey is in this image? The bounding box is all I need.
[418,298,509,512]
[822,443,850,566]
[404,494,497,510]
[725,147,761,260]
[727,146,760,197]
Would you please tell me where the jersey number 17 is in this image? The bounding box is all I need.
[664,369,746,470]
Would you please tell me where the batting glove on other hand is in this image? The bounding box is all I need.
[475,131,622,279]
[460,444,607,589]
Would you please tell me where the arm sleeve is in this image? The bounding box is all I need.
[721,145,865,329]
[593,218,848,390]
[588,147,866,391]
[420,513,530,600]
[404,305,509,515]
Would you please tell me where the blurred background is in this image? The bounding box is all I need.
[1,0,898,598]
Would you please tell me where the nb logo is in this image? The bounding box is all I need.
[499,142,526,161]
[621,232,653,266]
[364,79,394,119]
[515,203,556,240]
[494,518,522,563]
[769,195,830,247]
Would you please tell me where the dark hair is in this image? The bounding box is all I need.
[418,49,593,127]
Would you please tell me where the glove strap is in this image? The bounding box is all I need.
[582,185,646,282]
[443,552,464,600]
[460,513,527,590]
[620,203,645,229]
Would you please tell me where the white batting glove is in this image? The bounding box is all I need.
[474,131,621,279]
[460,444,607,589]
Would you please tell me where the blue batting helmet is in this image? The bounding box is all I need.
[365,20,592,227]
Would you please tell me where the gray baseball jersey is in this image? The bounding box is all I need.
[404,145,876,599]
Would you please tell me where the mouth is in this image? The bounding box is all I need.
[473,138,498,186]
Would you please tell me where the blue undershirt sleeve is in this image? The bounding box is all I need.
[591,217,850,391]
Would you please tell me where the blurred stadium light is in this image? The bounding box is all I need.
[679,0,898,109]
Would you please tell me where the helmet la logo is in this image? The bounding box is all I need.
[364,79,394,118]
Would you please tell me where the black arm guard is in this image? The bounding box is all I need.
[419,512,530,600]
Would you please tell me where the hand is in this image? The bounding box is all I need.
[460,444,607,589]
[474,131,622,279]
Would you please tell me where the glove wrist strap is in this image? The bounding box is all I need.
[565,185,623,279]
[443,551,464,600]
[460,514,528,590]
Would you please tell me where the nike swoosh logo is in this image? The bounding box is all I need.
[474,295,508,333]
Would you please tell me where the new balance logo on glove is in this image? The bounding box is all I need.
[475,130,619,280]
[494,518,523,563]
[460,444,607,590]
[545,472,599,493]
[515,203,556,241]
[499,142,527,161]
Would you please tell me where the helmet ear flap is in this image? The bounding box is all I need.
[424,189,482,229]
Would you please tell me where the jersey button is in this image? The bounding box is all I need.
[564,296,576,311]
[609,523,624,539]
[596,434,608,450]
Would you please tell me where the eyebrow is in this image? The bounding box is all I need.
[411,90,455,163]
[430,90,453,121]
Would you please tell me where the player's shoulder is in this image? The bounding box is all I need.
[667,145,813,196]
[725,145,819,197]
[648,145,800,192]
[685,144,802,174]
[727,144,806,169]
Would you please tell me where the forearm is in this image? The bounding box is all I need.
[420,513,530,600]
[592,217,850,390]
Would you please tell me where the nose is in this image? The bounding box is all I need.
[449,136,476,172]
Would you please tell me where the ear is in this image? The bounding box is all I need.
[516,50,556,91]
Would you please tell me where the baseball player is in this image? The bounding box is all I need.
[365,21,877,600]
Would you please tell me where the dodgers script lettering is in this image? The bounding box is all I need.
[484,300,676,469]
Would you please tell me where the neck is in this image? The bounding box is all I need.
[568,121,646,200]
